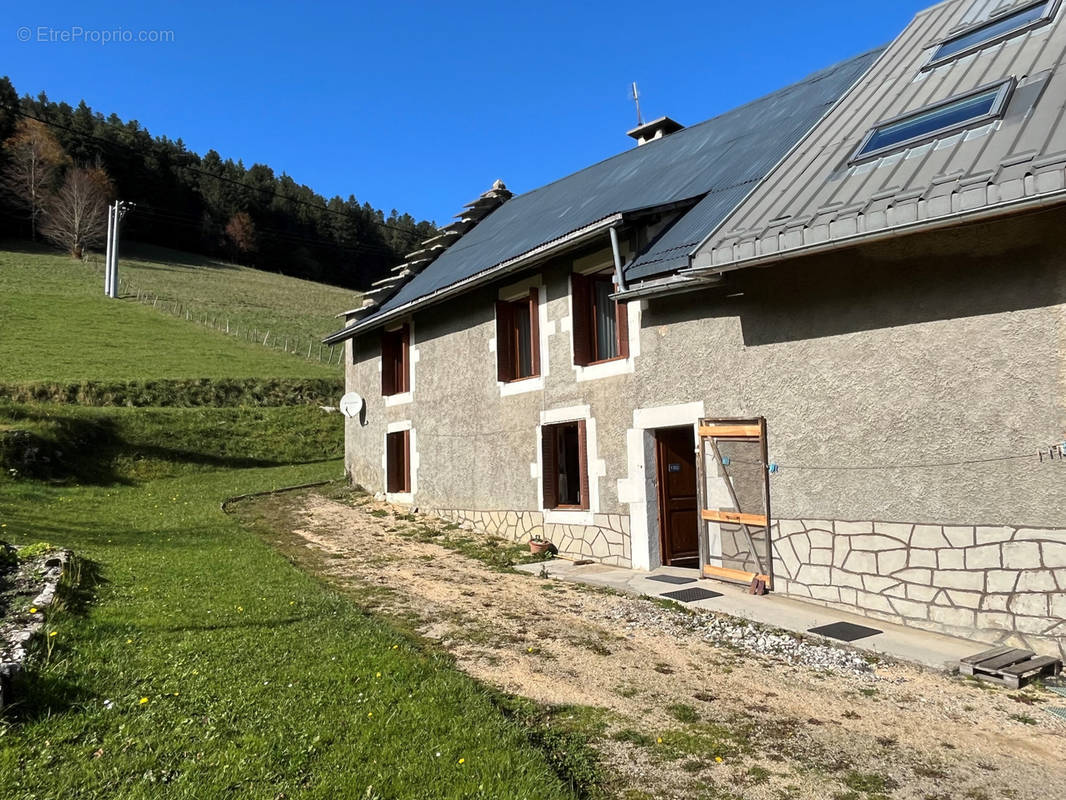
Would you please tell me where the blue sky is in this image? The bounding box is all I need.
[6,1,931,224]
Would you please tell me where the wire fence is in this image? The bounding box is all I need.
[83,254,344,367]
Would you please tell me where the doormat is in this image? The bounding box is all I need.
[660,587,723,603]
[807,621,883,642]
[647,575,697,585]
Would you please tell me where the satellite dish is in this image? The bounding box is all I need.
[340,392,365,419]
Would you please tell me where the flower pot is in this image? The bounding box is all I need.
[529,539,553,555]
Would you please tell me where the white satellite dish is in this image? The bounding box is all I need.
[339,392,365,419]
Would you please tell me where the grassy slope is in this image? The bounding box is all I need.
[0,244,340,382]
[0,405,576,799]
[117,242,360,343]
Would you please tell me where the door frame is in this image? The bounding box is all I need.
[654,425,699,567]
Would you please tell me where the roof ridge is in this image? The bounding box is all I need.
[337,180,513,320]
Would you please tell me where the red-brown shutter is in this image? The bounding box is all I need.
[615,292,630,360]
[571,272,592,366]
[381,331,396,396]
[495,300,515,382]
[541,425,557,509]
[576,419,590,510]
[398,324,411,393]
[528,288,541,377]
[402,429,411,493]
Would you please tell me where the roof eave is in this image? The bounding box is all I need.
[684,189,1066,278]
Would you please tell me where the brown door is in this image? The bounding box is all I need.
[656,427,699,567]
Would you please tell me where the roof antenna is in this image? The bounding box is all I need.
[631,82,644,126]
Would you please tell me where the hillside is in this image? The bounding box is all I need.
[0,243,343,383]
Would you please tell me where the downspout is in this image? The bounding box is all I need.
[609,225,628,292]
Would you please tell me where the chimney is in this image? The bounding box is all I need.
[626,116,684,146]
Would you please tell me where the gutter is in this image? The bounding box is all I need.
[611,273,724,302]
[684,189,1066,279]
[323,214,623,344]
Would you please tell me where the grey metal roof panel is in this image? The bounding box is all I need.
[691,0,1066,272]
[372,46,884,317]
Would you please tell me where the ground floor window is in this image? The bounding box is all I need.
[386,430,410,493]
[542,420,588,509]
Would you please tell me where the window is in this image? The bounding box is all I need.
[851,79,1014,163]
[495,289,540,382]
[386,430,410,494]
[571,272,629,366]
[927,1,1059,68]
[542,421,589,510]
[381,324,410,396]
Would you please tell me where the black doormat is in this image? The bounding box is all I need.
[647,575,697,585]
[660,587,724,603]
[807,621,883,642]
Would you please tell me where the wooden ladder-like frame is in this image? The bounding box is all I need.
[696,417,773,589]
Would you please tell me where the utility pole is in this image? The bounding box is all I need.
[104,204,115,296]
[104,200,134,298]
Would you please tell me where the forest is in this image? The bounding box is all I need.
[0,75,435,289]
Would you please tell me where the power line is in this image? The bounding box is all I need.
[3,103,434,242]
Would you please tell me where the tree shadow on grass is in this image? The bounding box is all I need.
[2,669,96,724]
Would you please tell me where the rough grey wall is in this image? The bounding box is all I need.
[344,207,1066,653]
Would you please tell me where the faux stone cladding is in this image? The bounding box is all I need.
[774,519,1066,660]
[430,509,632,567]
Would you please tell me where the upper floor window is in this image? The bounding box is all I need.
[496,289,541,382]
[381,323,410,396]
[927,1,1059,68]
[572,272,629,366]
[851,79,1014,163]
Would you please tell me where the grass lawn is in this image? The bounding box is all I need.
[116,242,360,344]
[0,404,578,799]
[0,244,340,383]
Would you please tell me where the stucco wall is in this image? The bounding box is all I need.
[344,207,1066,656]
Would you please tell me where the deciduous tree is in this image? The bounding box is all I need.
[40,166,112,258]
[225,211,257,262]
[1,118,68,239]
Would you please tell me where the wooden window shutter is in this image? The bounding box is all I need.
[615,294,630,359]
[381,331,396,396]
[541,425,558,509]
[571,272,592,366]
[495,300,515,382]
[402,429,411,493]
[577,419,590,510]
[399,324,411,393]
[528,288,541,376]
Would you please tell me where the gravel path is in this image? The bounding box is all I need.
[249,491,1066,800]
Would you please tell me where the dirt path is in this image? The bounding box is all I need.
[253,491,1066,800]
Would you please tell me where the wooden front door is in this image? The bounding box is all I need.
[656,427,699,567]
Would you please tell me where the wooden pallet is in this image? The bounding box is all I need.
[959,646,1063,689]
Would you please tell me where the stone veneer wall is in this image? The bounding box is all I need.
[430,509,632,567]
[774,520,1066,660]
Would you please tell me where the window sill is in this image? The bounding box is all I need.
[499,374,544,397]
[573,354,634,383]
[384,391,413,407]
[543,507,594,525]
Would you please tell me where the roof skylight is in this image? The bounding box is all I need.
[927,0,1060,67]
[851,79,1014,163]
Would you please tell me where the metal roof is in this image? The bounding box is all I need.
[689,0,1066,274]
[363,47,884,322]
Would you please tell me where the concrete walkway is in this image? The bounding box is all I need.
[514,559,981,671]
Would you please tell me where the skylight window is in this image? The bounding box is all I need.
[927,0,1060,67]
[851,80,1014,163]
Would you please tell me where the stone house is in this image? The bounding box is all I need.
[326,0,1066,660]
